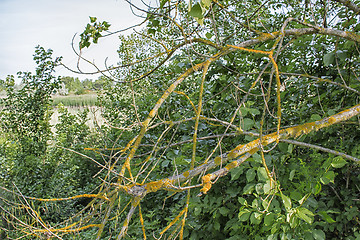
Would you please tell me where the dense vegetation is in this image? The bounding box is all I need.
[59,76,107,95]
[1,0,360,239]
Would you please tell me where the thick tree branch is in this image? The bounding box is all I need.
[122,104,360,197]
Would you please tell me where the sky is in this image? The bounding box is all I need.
[0,0,145,81]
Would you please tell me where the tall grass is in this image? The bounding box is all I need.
[52,94,98,107]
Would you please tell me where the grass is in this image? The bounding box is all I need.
[1,91,98,107]
[52,93,98,107]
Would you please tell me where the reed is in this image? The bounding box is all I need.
[52,94,98,107]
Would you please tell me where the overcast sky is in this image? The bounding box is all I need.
[0,0,145,81]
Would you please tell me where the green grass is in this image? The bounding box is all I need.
[52,94,98,107]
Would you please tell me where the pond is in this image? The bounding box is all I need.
[50,106,105,133]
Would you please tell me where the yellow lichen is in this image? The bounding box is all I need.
[34,224,102,233]
[225,161,238,171]
[214,156,222,165]
[234,144,244,151]
[286,127,296,136]
[145,180,163,193]
[257,32,277,41]
[148,109,156,118]
[200,174,213,194]
[328,116,336,125]
[227,151,237,160]
[145,179,173,193]
[28,193,109,202]
[183,171,190,178]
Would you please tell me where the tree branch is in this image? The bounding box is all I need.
[332,0,360,14]
[122,104,360,197]
[281,139,360,164]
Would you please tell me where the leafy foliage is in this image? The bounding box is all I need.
[79,16,111,49]
[1,46,61,156]
[1,0,360,239]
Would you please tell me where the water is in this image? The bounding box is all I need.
[50,106,105,133]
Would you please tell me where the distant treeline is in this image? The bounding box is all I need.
[59,76,107,95]
[0,76,107,96]
[0,76,104,107]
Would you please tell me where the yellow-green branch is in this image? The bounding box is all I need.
[126,103,360,196]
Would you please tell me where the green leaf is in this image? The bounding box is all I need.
[323,52,335,66]
[250,212,262,225]
[320,176,330,185]
[255,183,263,194]
[318,211,336,223]
[327,109,336,116]
[251,199,258,208]
[219,207,230,216]
[263,180,271,194]
[243,183,255,194]
[287,144,293,154]
[289,169,295,181]
[262,200,269,209]
[102,21,111,29]
[257,167,268,181]
[160,0,169,8]
[89,16,97,23]
[312,182,322,195]
[297,207,314,224]
[148,28,156,35]
[240,106,248,117]
[201,0,212,8]
[252,153,262,163]
[320,171,335,185]
[355,22,360,31]
[312,229,326,240]
[246,168,256,182]
[175,155,190,165]
[161,160,170,168]
[297,211,312,224]
[152,20,160,26]
[248,108,260,116]
[238,208,251,221]
[278,142,288,153]
[238,197,247,206]
[213,221,220,231]
[331,157,347,168]
[205,32,213,39]
[336,50,347,62]
[189,3,203,19]
[344,40,354,49]
[230,166,243,181]
[290,191,302,201]
[196,17,204,25]
[310,114,322,121]
[264,213,275,226]
[281,193,292,210]
[267,234,278,240]
[243,118,254,130]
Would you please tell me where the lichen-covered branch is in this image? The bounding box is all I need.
[122,104,360,197]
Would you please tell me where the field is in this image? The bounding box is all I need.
[52,93,98,107]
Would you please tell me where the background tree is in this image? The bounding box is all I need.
[0,46,62,197]
[1,0,360,239]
